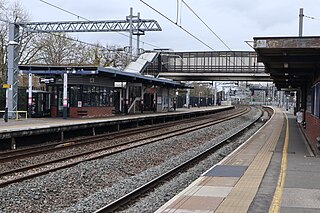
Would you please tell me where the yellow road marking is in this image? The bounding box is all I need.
[269,112,289,213]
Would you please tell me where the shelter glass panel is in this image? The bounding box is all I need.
[72,85,113,107]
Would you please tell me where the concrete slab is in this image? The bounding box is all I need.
[285,170,320,189]
[203,165,247,177]
[286,158,320,172]
[183,186,233,197]
[281,188,320,209]
[197,177,239,187]
[167,196,224,212]
[281,207,320,213]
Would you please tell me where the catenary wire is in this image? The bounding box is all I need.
[180,0,249,66]
[304,15,320,21]
[181,0,232,51]
[39,0,161,49]
[140,0,215,51]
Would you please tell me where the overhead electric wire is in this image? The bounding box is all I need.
[39,0,161,49]
[181,0,232,51]
[1,10,121,54]
[140,0,215,51]
[304,15,320,21]
[39,0,87,21]
[180,0,250,67]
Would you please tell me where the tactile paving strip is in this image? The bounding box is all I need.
[215,108,284,213]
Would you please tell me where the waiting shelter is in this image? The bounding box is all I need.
[19,65,187,118]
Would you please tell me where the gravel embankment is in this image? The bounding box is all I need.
[0,107,262,213]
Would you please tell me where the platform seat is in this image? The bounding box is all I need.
[77,110,88,116]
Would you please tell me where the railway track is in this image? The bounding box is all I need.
[94,107,265,212]
[0,106,250,187]
[0,106,242,162]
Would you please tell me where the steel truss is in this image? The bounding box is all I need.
[19,19,161,33]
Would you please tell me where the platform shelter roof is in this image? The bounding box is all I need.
[19,65,189,88]
[253,36,320,90]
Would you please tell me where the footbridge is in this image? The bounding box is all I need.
[142,51,270,81]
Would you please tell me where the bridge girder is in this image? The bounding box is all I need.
[158,72,271,81]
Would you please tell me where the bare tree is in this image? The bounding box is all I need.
[26,33,97,66]
[0,0,31,83]
[87,43,130,68]
[26,33,130,69]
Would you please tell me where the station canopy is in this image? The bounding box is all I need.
[19,65,188,88]
[253,36,320,90]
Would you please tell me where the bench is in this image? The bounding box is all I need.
[77,110,88,116]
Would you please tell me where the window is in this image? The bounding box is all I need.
[70,86,81,107]
[71,85,114,107]
[82,86,90,107]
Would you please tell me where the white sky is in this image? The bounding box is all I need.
[19,0,320,51]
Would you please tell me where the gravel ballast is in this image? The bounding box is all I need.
[0,107,263,213]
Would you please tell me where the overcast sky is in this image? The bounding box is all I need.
[19,0,320,51]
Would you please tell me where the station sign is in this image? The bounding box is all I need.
[39,77,55,84]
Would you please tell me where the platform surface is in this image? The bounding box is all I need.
[156,107,320,213]
[0,106,231,133]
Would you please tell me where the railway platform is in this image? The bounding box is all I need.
[0,105,233,149]
[156,107,320,213]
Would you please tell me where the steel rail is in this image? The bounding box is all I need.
[0,107,250,188]
[94,107,264,212]
[0,107,240,162]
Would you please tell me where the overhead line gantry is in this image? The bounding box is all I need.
[5,8,161,118]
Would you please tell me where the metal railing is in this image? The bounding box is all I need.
[144,51,266,76]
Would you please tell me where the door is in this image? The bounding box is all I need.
[57,86,69,117]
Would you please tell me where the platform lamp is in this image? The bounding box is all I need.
[4,40,19,122]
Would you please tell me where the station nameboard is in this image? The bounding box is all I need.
[39,78,55,84]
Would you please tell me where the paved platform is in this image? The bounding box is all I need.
[156,107,320,213]
[0,106,231,133]
[0,106,234,147]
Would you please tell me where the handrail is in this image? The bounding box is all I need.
[0,110,28,120]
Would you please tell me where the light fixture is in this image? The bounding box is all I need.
[284,63,289,68]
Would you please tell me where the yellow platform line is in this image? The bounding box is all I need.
[269,112,289,213]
